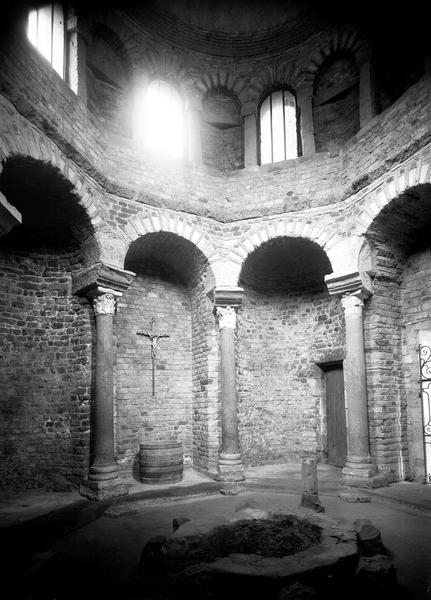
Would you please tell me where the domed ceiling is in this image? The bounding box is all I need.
[125,0,325,57]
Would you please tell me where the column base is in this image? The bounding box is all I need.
[217,453,245,482]
[88,463,119,481]
[80,477,129,501]
[342,456,387,488]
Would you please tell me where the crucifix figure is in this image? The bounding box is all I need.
[137,318,169,396]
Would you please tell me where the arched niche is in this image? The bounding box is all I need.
[312,50,359,152]
[201,86,243,171]
[0,156,99,491]
[117,231,219,478]
[360,183,431,483]
[236,236,343,467]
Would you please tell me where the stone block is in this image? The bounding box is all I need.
[354,518,385,556]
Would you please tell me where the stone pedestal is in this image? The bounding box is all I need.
[300,457,324,512]
[214,288,245,482]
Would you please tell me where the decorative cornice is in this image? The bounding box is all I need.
[72,262,135,298]
[325,272,372,300]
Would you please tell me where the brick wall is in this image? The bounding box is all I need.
[237,285,344,465]
[313,54,359,152]
[0,246,94,490]
[1,23,429,223]
[114,271,193,477]
[201,123,244,171]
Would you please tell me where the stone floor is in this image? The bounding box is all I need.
[1,464,431,599]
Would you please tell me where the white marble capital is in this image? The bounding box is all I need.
[93,293,116,316]
[341,293,364,316]
[216,306,237,330]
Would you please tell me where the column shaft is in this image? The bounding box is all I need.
[220,326,240,455]
[342,294,376,480]
[92,312,115,471]
[216,305,244,481]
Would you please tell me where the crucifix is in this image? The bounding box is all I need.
[137,317,170,396]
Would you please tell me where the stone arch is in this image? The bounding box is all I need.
[298,28,368,90]
[90,22,133,81]
[0,125,106,239]
[232,219,337,284]
[242,62,302,114]
[139,51,195,97]
[124,210,220,280]
[351,157,431,240]
[194,71,247,107]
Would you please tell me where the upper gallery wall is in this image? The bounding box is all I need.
[0,0,429,221]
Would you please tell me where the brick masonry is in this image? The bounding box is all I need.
[0,6,430,489]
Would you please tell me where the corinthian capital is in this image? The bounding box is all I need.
[93,293,116,316]
[216,306,237,330]
[341,293,364,316]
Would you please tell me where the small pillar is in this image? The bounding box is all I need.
[243,112,258,167]
[67,14,89,104]
[300,457,324,512]
[72,262,135,500]
[358,53,376,128]
[296,86,316,155]
[214,287,244,482]
[188,106,203,164]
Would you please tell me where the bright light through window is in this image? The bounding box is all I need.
[136,80,186,159]
[260,89,299,164]
[27,3,64,78]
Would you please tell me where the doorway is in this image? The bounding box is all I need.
[321,362,347,467]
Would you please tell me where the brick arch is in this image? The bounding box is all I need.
[351,158,431,238]
[244,62,303,111]
[194,70,247,107]
[0,125,107,240]
[125,211,218,267]
[90,22,133,81]
[229,220,336,282]
[85,12,139,69]
[298,28,368,90]
[139,51,195,97]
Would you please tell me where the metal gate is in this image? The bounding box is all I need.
[419,344,431,483]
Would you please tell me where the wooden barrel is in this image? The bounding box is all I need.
[139,440,183,484]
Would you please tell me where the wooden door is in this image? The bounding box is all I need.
[325,364,347,467]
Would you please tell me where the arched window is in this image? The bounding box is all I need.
[27,3,65,78]
[136,79,187,159]
[259,89,301,164]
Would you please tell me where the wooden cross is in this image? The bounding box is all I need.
[137,318,169,396]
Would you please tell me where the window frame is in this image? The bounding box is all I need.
[27,3,66,79]
[257,86,302,165]
[138,77,190,160]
